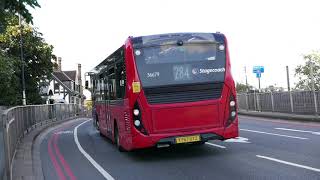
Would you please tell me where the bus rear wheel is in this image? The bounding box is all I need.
[96,120,104,137]
[96,120,99,130]
[95,114,100,130]
[114,125,125,152]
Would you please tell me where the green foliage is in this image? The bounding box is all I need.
[236,82,253,93]
[0,52,21,105]
[295,51,320,91]
[0,0,40,24]
[0,14,54,105]
[262,85,284,92]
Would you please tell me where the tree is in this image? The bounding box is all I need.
[0,0,40,34]
[0,0,40,24]
[0,14,55,105]
[295,51,320,91]
[262,85,284,92]
[0,51,21,105]
[236,82,253,93]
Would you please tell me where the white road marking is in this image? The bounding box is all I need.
[275,128,320,135]
[55,131,74,135]
[240,129,308,140]
[256,155,320,173]
[205,142,226,149]
[225,137,250,143]
[74,119,115,180]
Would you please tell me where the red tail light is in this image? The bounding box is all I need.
[226,94,237,127]
[133,102,148,135]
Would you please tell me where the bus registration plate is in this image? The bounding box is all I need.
[176,135,200,144]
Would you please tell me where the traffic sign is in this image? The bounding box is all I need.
[253,66,264,90]
[253,66,264,73]
[253,66,264,79]
[256,73,261,78]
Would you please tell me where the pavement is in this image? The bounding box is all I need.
[11,115,319,180]
[11,118,79,180]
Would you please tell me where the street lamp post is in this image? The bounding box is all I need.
[19,14,26,105]
[286,66,294,113]
[310,61,318,114]
[244,66,249,111]
[244,66,248,92]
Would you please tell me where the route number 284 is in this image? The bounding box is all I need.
[173,65,192,81]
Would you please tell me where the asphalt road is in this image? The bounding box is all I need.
[39,116,320,180]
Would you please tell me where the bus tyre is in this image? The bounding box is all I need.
[114,125,125,152]
[96,120,99,130]
[96,120,103,136]
[94,114,99,130]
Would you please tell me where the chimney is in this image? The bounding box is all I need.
[78,64,82,94]
[53,57,58,71]
[58,57,62,71]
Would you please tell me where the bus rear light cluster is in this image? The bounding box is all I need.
[133,102,148,135]
[133,105,141,128]
[227,94,237,127]
[133,109,140,116]
[230,100,236,107]
[134,119,141,127]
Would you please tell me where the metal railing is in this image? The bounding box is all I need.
[0,104,90,180]
[237,91,320,115]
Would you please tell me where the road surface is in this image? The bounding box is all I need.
[39,116,320,180]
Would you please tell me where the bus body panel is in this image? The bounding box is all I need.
[151,102,220,132]
[92,33,239,151]
[136,76,233,135]
[95,102,107,135]
[108,99,132,149]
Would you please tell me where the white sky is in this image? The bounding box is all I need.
[30,0,320,89]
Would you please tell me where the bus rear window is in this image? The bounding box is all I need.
[137,44,217,64]
[134,42,226,88]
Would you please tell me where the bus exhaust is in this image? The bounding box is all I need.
[157,144,170,148]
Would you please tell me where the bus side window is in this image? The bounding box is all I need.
[99,72,108,101]
[104,77,108,101]
[109,77,116,100]
[116,47,126,99]
[116,61,126,99]
[92,78,96,101]
[96,79,101,101]
[108,67,116,100]
[100,78,104,101]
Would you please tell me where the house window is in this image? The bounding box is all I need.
[54,82,60,93]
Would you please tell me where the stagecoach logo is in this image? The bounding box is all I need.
[192,68,225,75]
[147,72,160,78]
[192,68,199,75]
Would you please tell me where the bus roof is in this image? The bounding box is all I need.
[90,46,123,76]
[131,32,225,47]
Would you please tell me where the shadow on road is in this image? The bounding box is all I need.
[124,144,226,162]
[85,124,229,163]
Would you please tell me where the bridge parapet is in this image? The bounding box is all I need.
[237,91,320,115]
[0,104,90,180]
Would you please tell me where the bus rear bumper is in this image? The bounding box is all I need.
[130,123,238,150]
[156,133,224,146]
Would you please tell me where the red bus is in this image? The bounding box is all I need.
[87,33,238,151]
